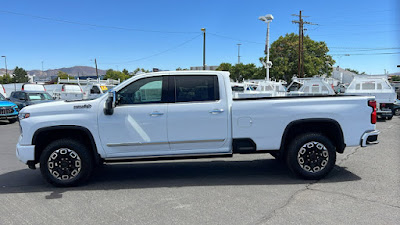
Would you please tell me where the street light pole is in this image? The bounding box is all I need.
[237,44,241,64]
[1,56,13,90]
[201,28,206,70]
[95,58,99,80]
[259,14,274,81]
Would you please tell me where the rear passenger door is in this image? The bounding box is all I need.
[167,75,229,154]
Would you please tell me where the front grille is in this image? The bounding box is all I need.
[0,106,14,115]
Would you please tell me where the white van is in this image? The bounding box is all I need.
[22,84,46,92]
[44,84,83,100]
[82,84,115,99]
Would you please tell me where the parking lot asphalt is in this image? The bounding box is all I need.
[0,119,399,225]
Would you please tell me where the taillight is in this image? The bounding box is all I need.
[22,86,24,90]
[381,103,386,108]
[368,100,377,124]
[44,87,47,92]
[2,86,5,94]
[62,87,65,92]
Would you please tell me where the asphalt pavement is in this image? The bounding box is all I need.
[0,118,399,225]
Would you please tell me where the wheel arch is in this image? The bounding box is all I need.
[280,118,346,154]
[32,125,101,164]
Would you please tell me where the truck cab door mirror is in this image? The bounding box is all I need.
[104,91,116,115]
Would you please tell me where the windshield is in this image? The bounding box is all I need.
[0,94,5,101]
[27,93,53,101]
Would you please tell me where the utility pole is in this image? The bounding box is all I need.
[292,11,317,78]
[237,43,241,64]
[201,28,206,70]
[95,58,99,79]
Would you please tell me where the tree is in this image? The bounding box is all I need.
[122,69,129,76]
[261,33,335,81]
[176,67,189,71]
[391,76,400,81]
[217,63,264,81]
[57,71,74,79]
[345,68,366,75]
[0,73,13,84]
[133,68,149,75]
[104,69,130,81]
[13,67,29,83]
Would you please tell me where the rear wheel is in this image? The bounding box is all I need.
[40,139,93,187]
[286,133,336,180]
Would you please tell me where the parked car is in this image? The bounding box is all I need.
[16,71,379,187]
[9,91,53,109]
[392,99,400,116]
[0,93,19,123]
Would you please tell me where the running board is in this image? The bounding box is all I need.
[104,153,233,164]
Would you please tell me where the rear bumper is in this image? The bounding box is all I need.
[16,143,35,164]
[361,130,380,147]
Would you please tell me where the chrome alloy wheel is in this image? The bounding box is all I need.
[48,148,82,180]
[297,141,329,173]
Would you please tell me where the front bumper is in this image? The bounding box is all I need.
[0,114,18,120]
[361,130,380,147]
[16,142,35,164]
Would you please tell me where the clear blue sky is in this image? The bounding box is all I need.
[0,0,399,75]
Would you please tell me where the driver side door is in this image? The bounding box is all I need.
[98,76,170,158]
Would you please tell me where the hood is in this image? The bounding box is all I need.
[28,100,55,105]
[0,100,17,108]
[19,98,101,115]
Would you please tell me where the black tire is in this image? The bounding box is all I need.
[387,116,393,120]
[8,118,18,124]
[40,139,94,187]
[394,109,400,116]
[286,133,336,180]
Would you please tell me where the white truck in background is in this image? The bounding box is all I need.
[344,75,396,119]
[16,71,380,186]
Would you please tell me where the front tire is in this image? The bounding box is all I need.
[40,139,93,187]
[286,133,336,180]
[394,109,400,116]
[8,118,18,124]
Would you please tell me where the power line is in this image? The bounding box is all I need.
[99,34,202,65]
[0,10,198,34]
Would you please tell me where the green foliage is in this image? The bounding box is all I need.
[0,73,13,84]
[104,69,130,81]
[176,67,189,71]
[57,71,74,79]
[262,33,335,81]
[122,69,129,76]
[217,63,264,81]
[13,67,29,83]
[133,68,149,75]
[345,68,366,75]
[391,76,400,81]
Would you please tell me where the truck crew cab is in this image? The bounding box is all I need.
[16,71,380,186]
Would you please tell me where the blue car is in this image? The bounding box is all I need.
[0,93,19,123]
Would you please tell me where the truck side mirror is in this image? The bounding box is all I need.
[104,91,116,115]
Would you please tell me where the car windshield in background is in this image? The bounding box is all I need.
[0,94,5,101]
[27,93,52,101]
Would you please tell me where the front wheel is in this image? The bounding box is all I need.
[286,133,336,180]
[40,139,93,187]
[394,109,400,116]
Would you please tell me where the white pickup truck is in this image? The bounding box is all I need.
[16,71,380,186]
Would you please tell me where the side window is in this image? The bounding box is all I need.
[175,75,219,102]
[117,76,164,105]
[90,86,101,94]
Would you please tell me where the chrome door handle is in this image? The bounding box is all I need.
[209,109,224,114]
[149,111,164,116]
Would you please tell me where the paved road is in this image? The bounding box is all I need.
[0,119,399,224]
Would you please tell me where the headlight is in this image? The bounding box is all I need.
[19,113,30,120]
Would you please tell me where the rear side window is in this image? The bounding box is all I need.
[175,76,219,102]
